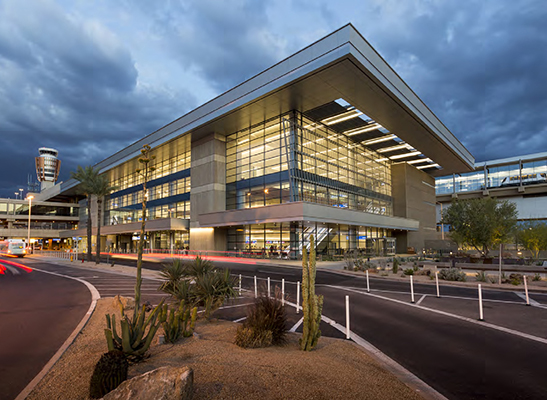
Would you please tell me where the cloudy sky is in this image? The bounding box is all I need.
[0,0,546,198]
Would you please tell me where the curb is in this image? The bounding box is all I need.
[14,269,101,400]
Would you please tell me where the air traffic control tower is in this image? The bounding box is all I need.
[35,147,61,191]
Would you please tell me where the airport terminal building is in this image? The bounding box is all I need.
[38,24,474,257]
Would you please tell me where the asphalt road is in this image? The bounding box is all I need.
[0,258,91,400]
[13,255,547,399]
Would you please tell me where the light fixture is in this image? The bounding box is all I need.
[417,163,440,169]
[345,123,383,136]
[389,151,422,160]
[362,134,396,145]
[407,158,432,165]
[377,144,413,153]
[321,110,362,125]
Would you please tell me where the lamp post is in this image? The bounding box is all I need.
[14,192,19,200]
[27,195,34,254]
[19,188,24,199]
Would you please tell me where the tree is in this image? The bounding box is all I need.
[88,174,117,264]
[442,197,518,258]
[519,221,547,261]
[71,165,99,262]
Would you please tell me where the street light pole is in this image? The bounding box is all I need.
[27,195,34,254]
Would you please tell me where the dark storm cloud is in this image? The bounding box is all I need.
[143,0,286,92]
[364,1,547,163]
[0,0,196,197]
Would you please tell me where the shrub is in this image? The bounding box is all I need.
[475,270,488,282]
[509,273,524,286]
[89,350,128,399]
[392,258,399,274]
[159,257,238,319]
[439,268,467,282]
[160,300,197,343]
[235,291,287,348]
[403,268,414,276]
[533,273,542,282]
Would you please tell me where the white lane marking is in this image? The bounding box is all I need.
[341,285,526,305]
[234,316,247,323]
[289,317,304,332]
[514,292,541,306]
[3,264,21,275]
[416,294,427,305]
[328,285,547,346]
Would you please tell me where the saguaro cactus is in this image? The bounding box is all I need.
[300,235,323,351]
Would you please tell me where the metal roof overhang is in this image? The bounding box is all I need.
[198,202,419,231]
[57,24,474,198]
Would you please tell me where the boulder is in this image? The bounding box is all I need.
[103,366,193,400]
[112,295,135,310]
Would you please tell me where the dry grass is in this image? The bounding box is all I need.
[28,298,424,400]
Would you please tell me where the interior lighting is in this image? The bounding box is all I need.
[417,163,440,169]
[321,110,362,125]
[389,151,422,160]
[264,189,269,194]
[375,158,390,162]
[377,144,413,153]
[362,134,397,145]
[345,123,383,136]
[407,158,432,165]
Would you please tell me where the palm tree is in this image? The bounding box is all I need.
[71,166,99,262]
[89,174,118,264]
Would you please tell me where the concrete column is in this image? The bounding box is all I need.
[391,163,436,254]
[190,133,226,252]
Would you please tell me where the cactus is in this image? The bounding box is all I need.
[300,235,323,351]
[160,300,198,343]
[89,350,128,398]
[104,297,166,362]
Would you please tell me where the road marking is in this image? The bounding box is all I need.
[416,294,427,305]
[514,292,541,306]
[233,316,247,323]
[329,285,547,346]
[340,285,526,305]
[289,317,304,332]
[3,264,21,275]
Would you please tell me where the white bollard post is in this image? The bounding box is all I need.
[366,270,370,293]
[254,276,257,298]
[282,278,285,305]
[524,275,530,306]
[346,295,350,339]
[239,274,242,296]
[435,271,440,298]
[297,281,300,313]
[478,284,484,321]
[410,275,415,303]
[268,277,271,298]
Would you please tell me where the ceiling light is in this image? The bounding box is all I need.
[389,151,422,160]
[407,158,432,165]
[377,144,413,153]
[362,134,396,145]
[345,123,383,136]
[321,110,363,125]
[417,163,440,169]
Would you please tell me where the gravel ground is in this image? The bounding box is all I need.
[27,298,425,400]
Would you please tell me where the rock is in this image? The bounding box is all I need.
[112,295,135,310]
[103,366,193,400]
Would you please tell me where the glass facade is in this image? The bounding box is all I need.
[104,134,191,226]
[436,158,547,195]
[226,111,392,215]
[227,222,393,257]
